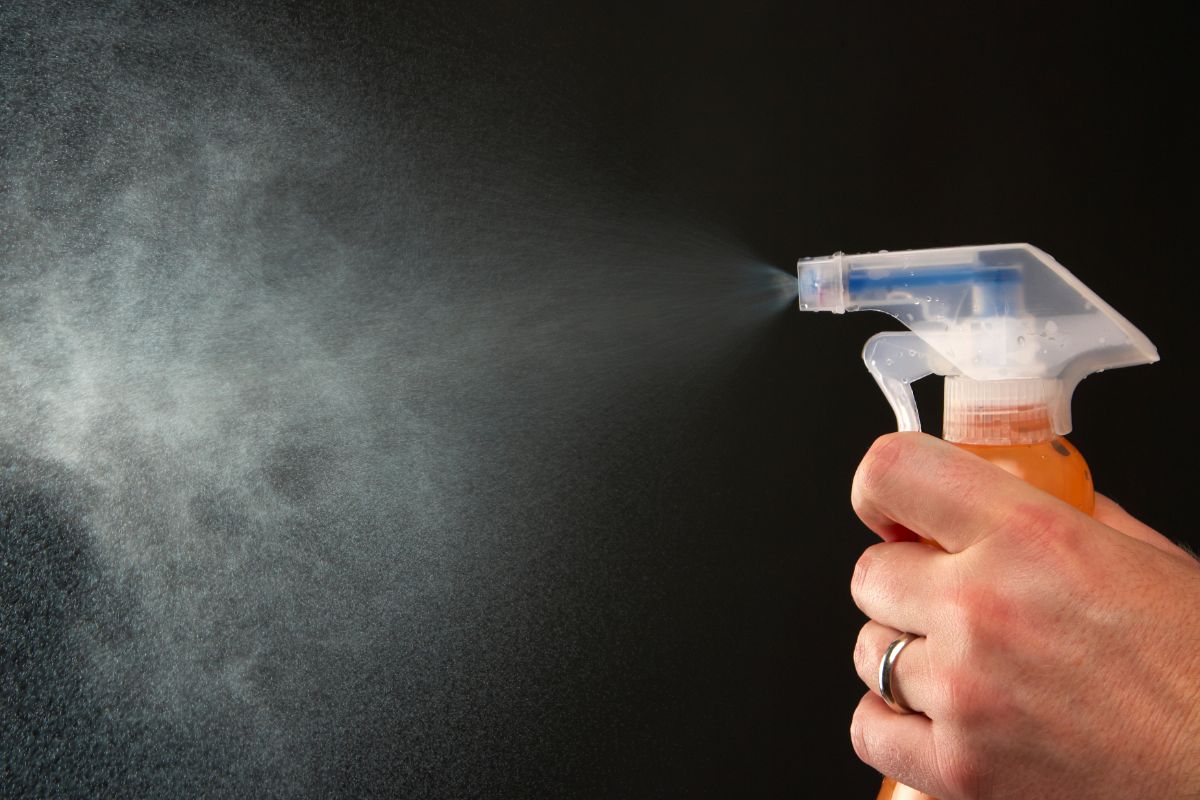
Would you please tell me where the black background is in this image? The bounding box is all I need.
[2,2,1197,798]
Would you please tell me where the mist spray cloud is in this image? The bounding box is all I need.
[1,2,794,795]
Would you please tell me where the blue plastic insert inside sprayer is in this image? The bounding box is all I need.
[847,265,1021,293]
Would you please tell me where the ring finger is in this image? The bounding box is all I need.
[854,619,936,716]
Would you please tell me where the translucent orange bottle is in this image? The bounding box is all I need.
[877,378,1094,800]
[943,376,1095,515]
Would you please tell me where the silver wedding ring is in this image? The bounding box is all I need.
[878,632,919,714]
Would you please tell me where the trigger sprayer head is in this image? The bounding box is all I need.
[796,244,1159,440]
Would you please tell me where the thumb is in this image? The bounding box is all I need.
[1094,492,1195,562]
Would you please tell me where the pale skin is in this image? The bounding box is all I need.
[848,432,1200,800]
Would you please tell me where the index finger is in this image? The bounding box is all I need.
[850,432,1071,554]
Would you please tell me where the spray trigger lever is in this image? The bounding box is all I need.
[863,332,953,433]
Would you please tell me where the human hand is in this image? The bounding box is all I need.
[848,433,1200,799]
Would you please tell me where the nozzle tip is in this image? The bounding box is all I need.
[797,253,847,313]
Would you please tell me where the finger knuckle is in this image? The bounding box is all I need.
[853,623,873,676]
[1004,501,1088,560]
[852,543,902,612]
[951,583,1013,648]
[850,546,878,602]
[941,661,1018,747]
[853,433,911,506]
[939,745,993,800]
[849,706,872,764]
[942,663,991,725]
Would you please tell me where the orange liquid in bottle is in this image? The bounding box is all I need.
[875,430,1094,800]
[956,436,1095,515]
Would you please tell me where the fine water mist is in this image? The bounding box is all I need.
[2,2,798,796]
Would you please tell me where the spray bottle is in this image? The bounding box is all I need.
[796,243,1159,800]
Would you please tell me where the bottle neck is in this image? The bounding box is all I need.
[943,377,1060,446]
